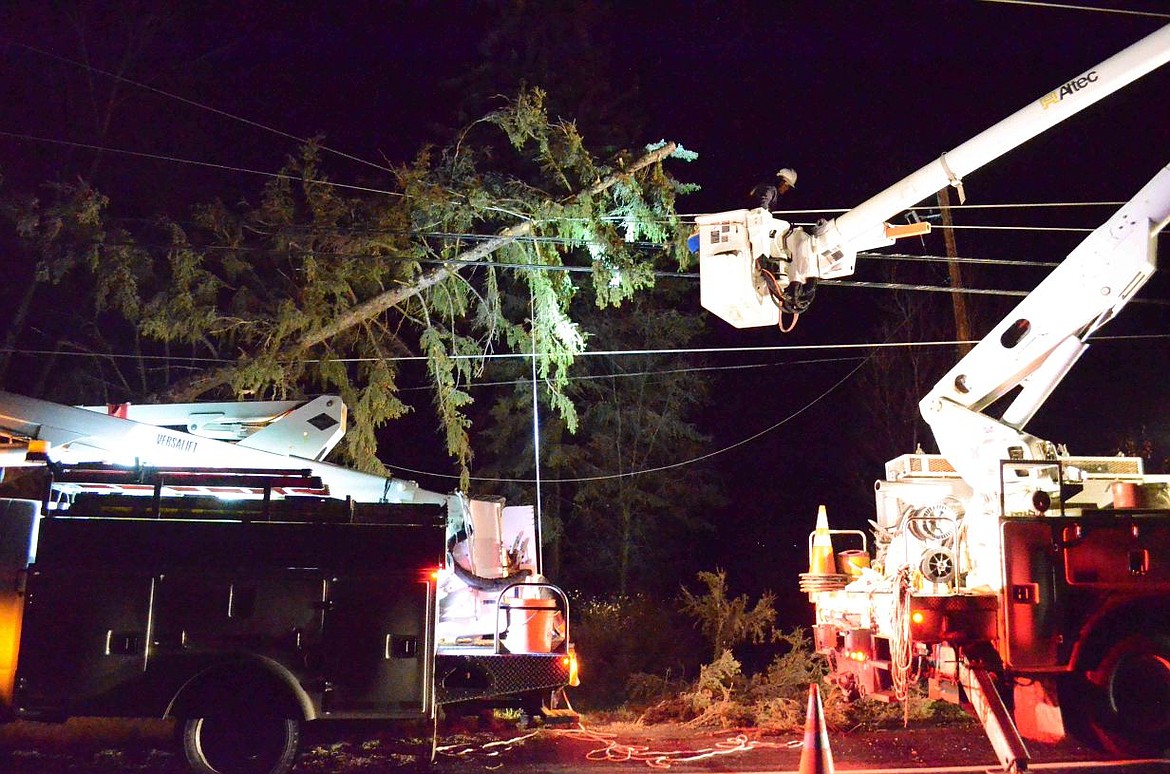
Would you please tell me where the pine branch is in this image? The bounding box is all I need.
[152,142,678,402]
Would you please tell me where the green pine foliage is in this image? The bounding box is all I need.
[680,569,778,661]
[4,90,696,481]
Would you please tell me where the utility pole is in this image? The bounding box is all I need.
[938,187,972,358]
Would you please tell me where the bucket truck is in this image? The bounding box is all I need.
[0,391,577,774]
[696,24,1170,772]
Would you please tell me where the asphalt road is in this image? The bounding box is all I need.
[2,717,1168,773]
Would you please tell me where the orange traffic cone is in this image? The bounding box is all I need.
[799,505,845,596]
[808,505,836,575]
[799,683,834,774]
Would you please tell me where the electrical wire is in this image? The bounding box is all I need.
[0,130,401,197]
[5,119,1144,238]
[34,234,1157,304]
[6,329,1168,486]
[890,567,916,704]
[85,233,1092,276]
[822,278,1025,298]
[434,728,542,762]
[4,126,1142,238]
[6,333,1170,368]
[978,0,1170,19]
[680,200,1131,218]
[549,726,794,769]
[69,235,1170,308]
[1,37,396,175]
[864,252,1059,268]
[387,348,876,485]
[390,356,869,391]
[8,24,1160,240]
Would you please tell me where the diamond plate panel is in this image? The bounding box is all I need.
[435,653,570,704]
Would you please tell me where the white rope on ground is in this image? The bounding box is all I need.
[434,728,542,760]
[549,726,798,769]
[431,721,801,769]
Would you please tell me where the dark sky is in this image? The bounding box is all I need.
[4,1,1170,601]
[6,2,1168,209]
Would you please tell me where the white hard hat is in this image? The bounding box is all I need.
[776,168,797,188]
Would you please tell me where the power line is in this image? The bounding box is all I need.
[103,227,1113,262]
[865,252,1059,268]
[978,0,1170,19]
[5,129,1138,236]
[2,37,395,175]
[0,130,401,197]
[390,329,1170,484]
[388,349,875,485]
[6,333,1168,368]
[823,278,1026,298]
[85,235,1122,302]
[4,109,1140,235]
[393,355,870,391]
[9,332,1168,483]
[13,225,1170,313]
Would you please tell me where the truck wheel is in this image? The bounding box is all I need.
[182,713,300,774]
[1068,633,1170,757]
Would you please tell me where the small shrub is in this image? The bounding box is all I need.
[679,569,776,660]
[750,696,805,730]
[676,650,750,727]
[570,593,702,710]
[625,670,687,707]
[828,684,976,731]
[761,627,826,697]
[684,650,743,710]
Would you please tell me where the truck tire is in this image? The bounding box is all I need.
[182,713,300,774]
[1066,633,1170,757]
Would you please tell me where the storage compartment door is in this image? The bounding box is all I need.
[1001,519,1064,669]
[15,568,152,716]
[321,575,434,717]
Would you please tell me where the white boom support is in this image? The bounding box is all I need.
[921,165,1170,500]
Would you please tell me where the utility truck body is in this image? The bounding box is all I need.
[0,392,575,774]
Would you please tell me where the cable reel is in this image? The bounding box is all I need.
[919,548,957,584]
[904,496,963,542]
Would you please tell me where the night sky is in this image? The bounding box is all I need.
[4,1,1170,606]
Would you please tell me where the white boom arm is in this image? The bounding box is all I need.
[0,390,443,506]
[77,396,346,460]
[921,165,1170,498]
[699,24,1170,328]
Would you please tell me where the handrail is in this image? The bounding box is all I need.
[492,581,570,655]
